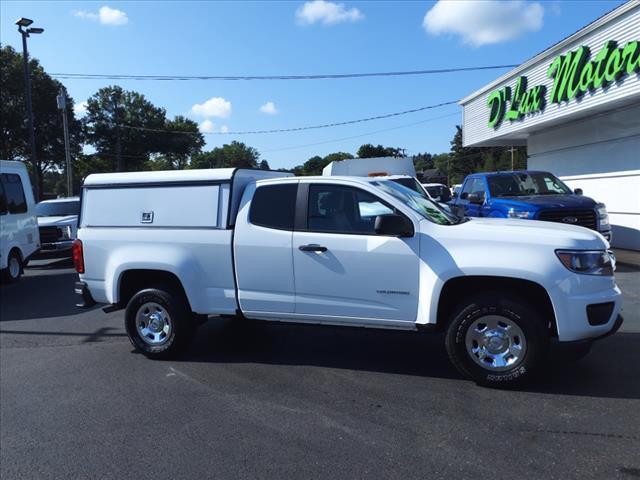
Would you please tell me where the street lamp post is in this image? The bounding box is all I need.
[15,17,44,201]
[57,89,73,196]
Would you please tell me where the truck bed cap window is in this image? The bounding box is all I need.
[249,183,297,230]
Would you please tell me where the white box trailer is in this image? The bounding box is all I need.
[322,157,416,178]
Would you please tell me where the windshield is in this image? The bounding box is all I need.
[36,200,80,217]
[487,172,572,197]
[389,177,429,198]
[425,186,445,198]
[374,180,461,225]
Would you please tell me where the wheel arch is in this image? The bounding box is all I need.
[436,275,558,337]
[117,269,192,311]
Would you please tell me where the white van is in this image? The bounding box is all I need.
[0,160,40,282]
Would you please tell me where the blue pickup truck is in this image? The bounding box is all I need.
[450,170,611,241]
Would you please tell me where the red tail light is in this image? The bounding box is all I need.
[72,239,84,273]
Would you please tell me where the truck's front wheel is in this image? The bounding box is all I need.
[125,288,195,359]
[445,293,548,387]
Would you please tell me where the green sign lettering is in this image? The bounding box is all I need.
[486,39,640,129]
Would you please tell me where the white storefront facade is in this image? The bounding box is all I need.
[460,1,639,250]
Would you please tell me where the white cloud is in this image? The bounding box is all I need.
[220,125,229,134]
[191,97,232,118]
[259,101,278,115]
[296,0,364,26]
[74,101,88,116]
[423,0,544,47]
[199,120,216,134]
[74,6,129,26]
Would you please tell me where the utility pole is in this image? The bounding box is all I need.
[508,146,516,170]
[113,90,123,172]
[16,18,44,201]
[56,89,73,196]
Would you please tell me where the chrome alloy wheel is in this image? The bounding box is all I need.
[464,315,527,371]
[8,255,21,279]
[135,302,172,346]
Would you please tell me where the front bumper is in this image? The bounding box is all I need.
[554,314,623,348]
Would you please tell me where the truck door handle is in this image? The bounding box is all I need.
[299,244,327,252]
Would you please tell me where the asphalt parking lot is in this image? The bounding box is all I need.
[1,259,639,479]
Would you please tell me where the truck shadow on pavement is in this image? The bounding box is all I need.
[179,318,640,400]
[0,264,99,321]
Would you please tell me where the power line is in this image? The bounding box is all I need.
[262,111,460,153]
[50,64,518,81]
[116,100,458,136]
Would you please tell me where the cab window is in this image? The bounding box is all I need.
[249,183,297,230]
[307,184,395,235]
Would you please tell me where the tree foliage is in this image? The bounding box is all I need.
[190,141,260,169]
[83,85,167,172]
[0,45,82,195]
[357,143,404,158]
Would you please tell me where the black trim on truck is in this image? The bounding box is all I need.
[75,281,96,308]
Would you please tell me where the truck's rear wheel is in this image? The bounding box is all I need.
[445,293,548,387]
[125,288,195,359]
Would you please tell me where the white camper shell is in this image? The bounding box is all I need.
[81,168,293,230]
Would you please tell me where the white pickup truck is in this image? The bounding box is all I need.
[74,168,623,387]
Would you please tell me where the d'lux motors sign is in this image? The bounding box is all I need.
[487,40,640,129]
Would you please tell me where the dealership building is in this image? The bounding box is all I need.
[460,1,639,250]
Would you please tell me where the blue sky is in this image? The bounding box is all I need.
[0,0,625,169]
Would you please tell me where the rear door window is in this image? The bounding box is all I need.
[0,174,27,214]
[249,183,298,230]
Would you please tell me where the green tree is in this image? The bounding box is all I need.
[0,45,83,196]
[150,115,205,170]
[190,141,260,169]
[357,144,404,158]
[259,159,270,170]
[83,85,167,172]
[413,152,434,172]
[448,125,483,184]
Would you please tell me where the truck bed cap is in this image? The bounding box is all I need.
[83,168,238,186]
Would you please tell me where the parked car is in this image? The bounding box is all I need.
[74,168,622,387]
[449,170,611,241]
[35,197,80,258]
[0,160,39,282]
[451,184,462,197]
[422,183,451,202]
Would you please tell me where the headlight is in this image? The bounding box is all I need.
[596,203,609,227]
[556,249,614,276]
[59,225,73,240]
[507,208,534,219]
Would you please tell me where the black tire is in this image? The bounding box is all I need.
[125,287,196,359]
[445,293,549,387]
[1,249,23,283]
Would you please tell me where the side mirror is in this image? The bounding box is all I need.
[459,192,468,200]
[375,214,413,237]
[440,189,451,202]
[468,192,485,204]
[574,188,583,195]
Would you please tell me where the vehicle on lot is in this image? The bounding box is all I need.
[451,184,462,197]
[74,168,623,387]
[449,170,612,241]
[0,160,39,282]
[422,183,451,202]
[35,197,80,258]
[323,157,434,200]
